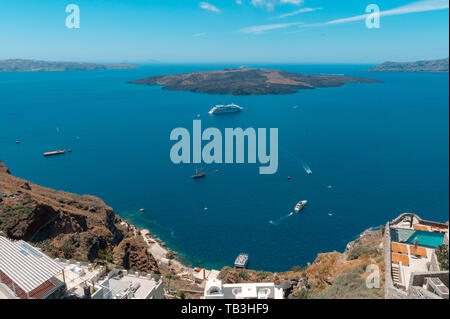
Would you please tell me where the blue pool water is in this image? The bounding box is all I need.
[0,64,448,271]
[404,230,445,248]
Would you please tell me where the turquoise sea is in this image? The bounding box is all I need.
[0,64,448,271]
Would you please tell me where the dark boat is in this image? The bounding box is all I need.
[192,167,206,179]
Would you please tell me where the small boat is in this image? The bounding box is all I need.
[294,200,308,212]
[16,140,20,144]
[192,167,206,179]
[139,208,145,213]
[234,253,249,269]
[289,212,294,216]
[287,176,291,180]
[43,150,65,157]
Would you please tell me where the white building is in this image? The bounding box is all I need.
[92,268,165,299]
[204,279,284,299]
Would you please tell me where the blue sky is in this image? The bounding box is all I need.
[0,0,448,63]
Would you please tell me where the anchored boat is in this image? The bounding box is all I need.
[192,167,206,179]
[234,253,249,269]
[43,150,65,157]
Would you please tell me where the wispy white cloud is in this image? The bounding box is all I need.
[240,0,448,34]
[199,2,221,13]
[279,0,304,5]
[240,22,303,34]
[192,32,207,37]
[321,0,448,26]
[250,0,304,11]
[274,7,322,19]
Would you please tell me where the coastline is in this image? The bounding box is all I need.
[140,228,190,273]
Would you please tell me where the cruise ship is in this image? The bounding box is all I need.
[209,103,243,115]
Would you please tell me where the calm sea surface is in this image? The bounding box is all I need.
[0,64,448,271]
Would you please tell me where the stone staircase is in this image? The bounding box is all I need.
[391,264,401,286]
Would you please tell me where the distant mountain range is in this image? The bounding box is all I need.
[366,58,449,73]
[0,59,138,72]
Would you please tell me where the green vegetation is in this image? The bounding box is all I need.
[61,240,75,259]
[347,245,381,261]
[309,266,384,299]
[435,244,449,271]
[255,271,272,281]
[295,289,309,299]
[175,290,186,299]
[0,196,36,236]
[96,248,114,265]
[166,273,180,281]
[237,270,250,282]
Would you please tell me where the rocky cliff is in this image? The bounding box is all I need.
[0,161,159,274]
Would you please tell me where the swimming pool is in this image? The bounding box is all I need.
[392,229,445,248]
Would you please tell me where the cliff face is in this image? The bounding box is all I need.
[219,229,385,299]
[0,161,159,274]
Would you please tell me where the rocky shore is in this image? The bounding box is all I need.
[1,160,386,298]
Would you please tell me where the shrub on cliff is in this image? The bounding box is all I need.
[347,245,380,261]
[0,196,36,238]
[309,266,384,299]
[436,244,449,270]
[61,240,75,259]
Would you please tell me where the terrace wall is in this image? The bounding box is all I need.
[383,221,408,299]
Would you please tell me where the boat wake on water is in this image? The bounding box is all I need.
[279,147,312,176]
[269,212,295,226]
[269,212,294,226]
[302,163,312,175]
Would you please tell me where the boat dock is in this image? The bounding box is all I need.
[234,253,249,269]
[43,150,65,157]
